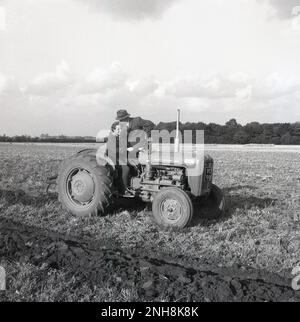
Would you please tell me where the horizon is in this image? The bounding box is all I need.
[1,117,300,138]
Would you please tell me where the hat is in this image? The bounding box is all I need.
[116,109,131,121]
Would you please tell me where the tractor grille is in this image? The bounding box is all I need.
[201,160,213,194]
[205,161,213,182]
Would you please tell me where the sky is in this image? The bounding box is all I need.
[0,0,300,136]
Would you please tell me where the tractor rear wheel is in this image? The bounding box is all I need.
[57,153,113,216]
[207,184,226,219]
[152,188,193,229]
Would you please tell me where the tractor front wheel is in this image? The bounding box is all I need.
[152,188,193,229]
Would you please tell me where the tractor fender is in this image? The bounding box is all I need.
[75,146,115,170]
[95,144,116,170]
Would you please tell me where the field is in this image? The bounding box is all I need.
[0,142,300,302]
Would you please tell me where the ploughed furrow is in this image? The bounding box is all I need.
[0,218,299,302]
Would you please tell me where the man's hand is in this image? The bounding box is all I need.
[127,147,134,152]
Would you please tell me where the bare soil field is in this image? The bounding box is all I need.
[0,142,299,302]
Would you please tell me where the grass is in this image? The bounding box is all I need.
[0,142,299,300]
[0,259,141,302]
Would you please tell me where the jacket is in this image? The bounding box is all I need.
[111,117,155,151]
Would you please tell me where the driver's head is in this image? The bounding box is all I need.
[116,109,131,122]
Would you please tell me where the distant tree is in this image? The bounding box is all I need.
[252,133,266,144]
[40,133,50,139]
[245,122,263,136]
[0,134,10,142]
[233,129,250,144]
[291,123,300,137]
[261,124,274,143]
[197,122,206,130]
[206,123,222,139]
[290,135,300,145]
[271,137,281,145]
[226,118,239,128]
[273,123,291,137]
[281,132,292,145]
[58,135,67,140]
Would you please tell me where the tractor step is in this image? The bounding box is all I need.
[114,189,136,199]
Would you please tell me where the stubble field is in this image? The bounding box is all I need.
[0,142,299,302]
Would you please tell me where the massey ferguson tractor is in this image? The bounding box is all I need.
[54,110,226,229]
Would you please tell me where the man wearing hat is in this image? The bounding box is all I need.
[110,109,155,195]
[113,109,154,137]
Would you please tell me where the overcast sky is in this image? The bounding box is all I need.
[0,0,300,136]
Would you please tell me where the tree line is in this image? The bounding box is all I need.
[155,119,300,145]
[0,134,96,143]
[1,119,300,145]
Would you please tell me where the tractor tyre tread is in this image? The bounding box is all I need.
[57,153,113,217]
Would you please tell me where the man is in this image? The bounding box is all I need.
[110,109,155,194]
[112,109,154,143]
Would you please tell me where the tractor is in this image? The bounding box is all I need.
[53,110,226,229]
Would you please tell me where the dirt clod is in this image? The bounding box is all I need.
[0,217,299,302]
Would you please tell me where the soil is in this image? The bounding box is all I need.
[0,217,299,302]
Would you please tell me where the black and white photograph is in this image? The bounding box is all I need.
[0,0,300,308]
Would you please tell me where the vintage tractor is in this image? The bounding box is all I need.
[54,111,225,229]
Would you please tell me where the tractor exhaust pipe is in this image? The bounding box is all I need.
[175,109,180,152]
